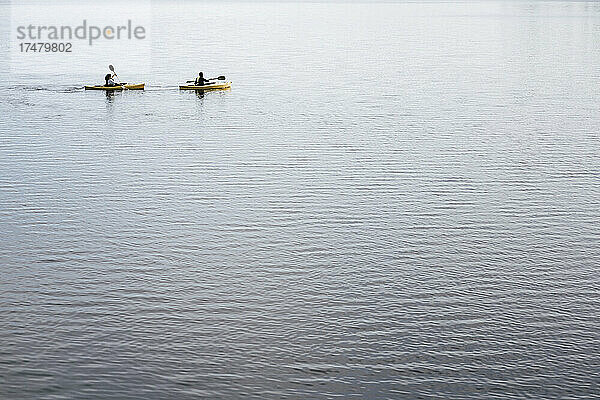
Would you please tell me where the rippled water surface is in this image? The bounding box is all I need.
[1,1,600,398]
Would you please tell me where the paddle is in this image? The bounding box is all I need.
[108,64,130,89]
[108,64,121,82]
[186,75,226,83]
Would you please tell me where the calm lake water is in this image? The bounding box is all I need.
[1,1,599,398]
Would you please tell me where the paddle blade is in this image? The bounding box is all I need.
[217,75,225,80]
[109,65,115,72]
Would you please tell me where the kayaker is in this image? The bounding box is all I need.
[195,72,210,86]
[104,73,118,87]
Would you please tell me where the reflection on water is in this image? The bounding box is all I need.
[1,1,599,399]
[194,90,205,100]
[105,90,115,102]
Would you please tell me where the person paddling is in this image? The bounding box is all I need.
[195,72,210,86]
[105,73,118,87]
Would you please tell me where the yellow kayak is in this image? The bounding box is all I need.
[84,83,145,90]
[179,82,231,90]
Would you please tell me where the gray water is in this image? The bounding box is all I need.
[1,1,600,398]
